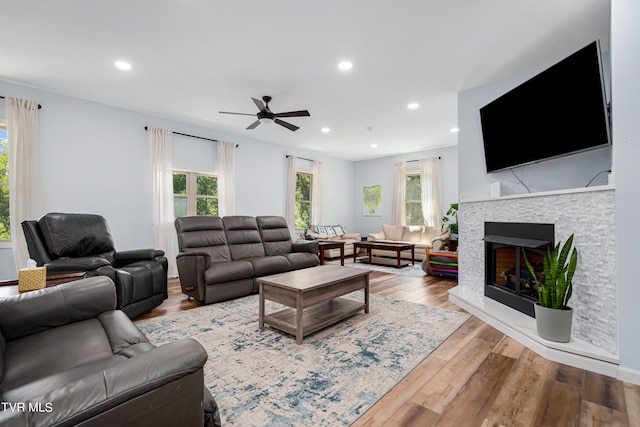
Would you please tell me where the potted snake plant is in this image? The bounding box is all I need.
[523,234,578,342]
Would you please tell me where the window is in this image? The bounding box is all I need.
[173,170,218,217]
[405,173,423,226]
[0,125,9,241]
[295,172,312,230]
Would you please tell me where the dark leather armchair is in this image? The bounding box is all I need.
[0,276,220,427]
[22,212,168,319]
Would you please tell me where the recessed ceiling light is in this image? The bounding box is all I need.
[115,60,132,71]
[370,144,378,148]
[450,127,459,133]
[407,102,419,110]
[321,127,330,133]
[338,61,353,71]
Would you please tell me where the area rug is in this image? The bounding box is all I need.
[136,292,470,426]
[328,257,427,278]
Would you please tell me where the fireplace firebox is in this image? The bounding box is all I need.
[484,222,554,317]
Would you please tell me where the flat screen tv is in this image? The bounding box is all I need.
[480,40,611,173]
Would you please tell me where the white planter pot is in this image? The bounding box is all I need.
[534,303,573,343]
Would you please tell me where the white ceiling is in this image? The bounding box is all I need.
[2,1,610,161]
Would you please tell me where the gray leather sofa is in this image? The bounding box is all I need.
[175,215,319,304]
[0,277,220,427]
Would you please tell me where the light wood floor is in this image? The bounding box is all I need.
[135,272,640,427]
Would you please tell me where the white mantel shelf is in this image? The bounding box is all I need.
[449,286,620,378]
[460,183,614,204]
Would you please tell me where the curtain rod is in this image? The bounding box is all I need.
[406,157,441,162]
[144,127,238,147]
[0,96,42,109]
[286,154,315,162]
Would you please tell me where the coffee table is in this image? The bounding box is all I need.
[353,241,415,268]
[257,264,370,344]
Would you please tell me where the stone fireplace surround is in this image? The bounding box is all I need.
[449,185,619,377]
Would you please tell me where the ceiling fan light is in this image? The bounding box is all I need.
[259,117,274,125]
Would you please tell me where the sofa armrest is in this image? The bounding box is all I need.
[0,277,117,341]
[114,249,165,266]
[367,231,385,241]
[176,252,209,299]
[2,339,208,427]
[292,240,318,253]
[44,256,111,274]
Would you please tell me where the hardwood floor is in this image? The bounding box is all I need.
[134,272,640,427]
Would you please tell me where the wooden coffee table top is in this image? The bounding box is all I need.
[256,264,369,291]
[354,241,415,251]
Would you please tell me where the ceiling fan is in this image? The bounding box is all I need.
[219,96,310,131]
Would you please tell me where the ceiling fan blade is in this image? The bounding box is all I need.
[275,110,311,118]
[252,97,266,112]
[246,120,261,130]
[275,119,299,132]
[219,111,256,116]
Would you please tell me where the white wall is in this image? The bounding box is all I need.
[0,80,354,280]
[352,146,458,236]
[612,0,640,378]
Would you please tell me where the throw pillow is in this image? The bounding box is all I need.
[332,225,346,236]
[325,226,337,238]
[382,224,405,241]
[316,225,328,235]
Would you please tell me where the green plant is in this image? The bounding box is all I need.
[523,234,578,310]
[442,203,458,235]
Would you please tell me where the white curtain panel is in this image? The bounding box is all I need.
[311,160,323,225]
[419,157,442,227]
[148,127,178,278]
[391,161,406,226]
[7,97,43,271]
[285,156,297,239]
[218,140,236,217]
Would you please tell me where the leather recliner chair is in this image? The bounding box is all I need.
[22,212,168,319]
[0,276,221,427]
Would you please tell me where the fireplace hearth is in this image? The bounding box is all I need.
[484,222,554,317]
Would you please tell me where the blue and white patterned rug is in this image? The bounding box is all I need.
[136,292,470,426]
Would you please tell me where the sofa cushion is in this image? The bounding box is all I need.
[175,216,231,262]
[383,224,405,241]
[223,216,266,260]
[256,216,294,256]
[284,252,320,270]
[2,318,116,392]
[204,260,255,285]
[403,227,423,242]
[246,256,290,277]
[37,213,115,258]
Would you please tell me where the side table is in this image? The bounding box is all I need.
[0,272,91,297]
[318,241,345,266]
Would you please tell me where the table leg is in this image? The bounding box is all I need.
[340,246,344,266]
[259,283,265,330]
[411,247,415,265]
[364,276,370,314]
[320,247,326,265]
[397,250,401,268]
[296,292,304,345]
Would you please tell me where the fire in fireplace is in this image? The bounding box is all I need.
[484,222,554,317]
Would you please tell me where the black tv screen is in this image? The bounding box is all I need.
[480,41,610,173]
